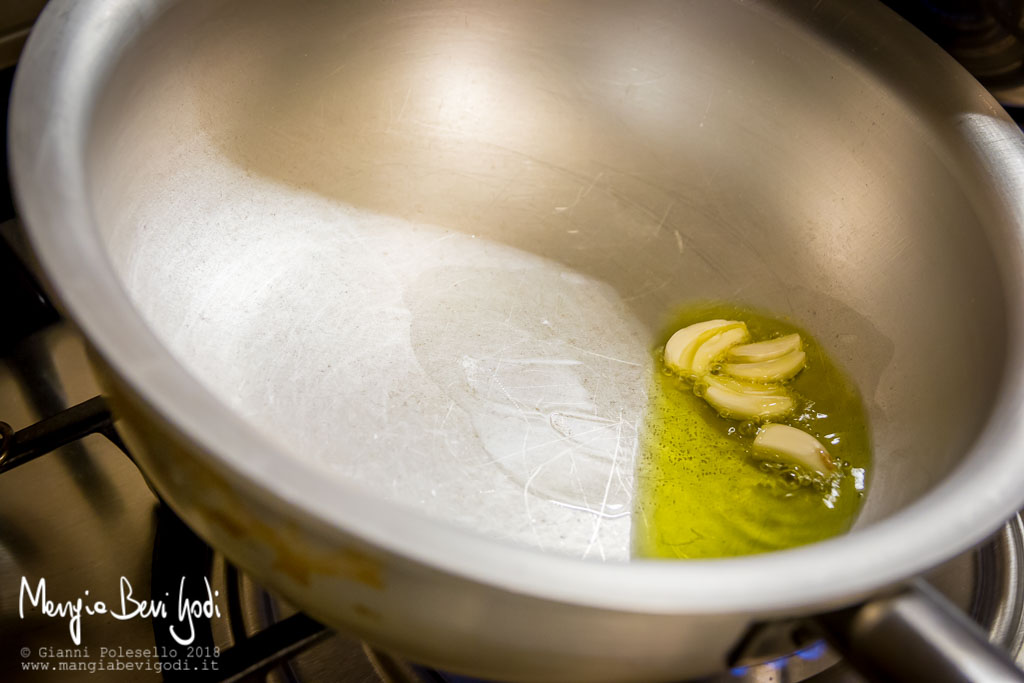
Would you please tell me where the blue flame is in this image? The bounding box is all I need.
[730,640,827,677]
[795,639,828,661]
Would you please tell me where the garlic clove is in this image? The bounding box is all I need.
[703,375,784,396]
[752,423,833,474]
[701,375,794,420]
[723,350,806,383]
[727,333,802,363]
[690,325,751,376]
[664,319,744,376]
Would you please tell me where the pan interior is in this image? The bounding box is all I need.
[85,0,1007,561]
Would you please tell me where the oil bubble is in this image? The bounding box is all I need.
[738,420,759,437]
[780,471,801,490]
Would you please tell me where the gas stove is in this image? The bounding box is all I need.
[3,6,1024,682]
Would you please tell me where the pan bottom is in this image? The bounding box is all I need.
[111,151,650,560]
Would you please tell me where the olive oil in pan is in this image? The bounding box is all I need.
[634,303,871,559]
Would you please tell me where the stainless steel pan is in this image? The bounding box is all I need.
[10,0,1024,679]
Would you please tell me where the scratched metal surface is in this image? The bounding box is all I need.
[101,146,647,561]
[84,0,1008,562]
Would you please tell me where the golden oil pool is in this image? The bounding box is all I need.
[633,303,871,559]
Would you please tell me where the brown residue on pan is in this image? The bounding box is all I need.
[106,382,385,590]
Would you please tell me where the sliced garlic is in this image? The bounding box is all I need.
[701,375,794,421]
[752,423,833,474]
[664,319,744,376]
[727,333,802,363]
[690,325,750,376]
[723,350,806,383]
[702,375,784,395]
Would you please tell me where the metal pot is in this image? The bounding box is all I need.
[10,0,1024,680]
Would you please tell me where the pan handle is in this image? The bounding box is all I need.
[814,578,1024,682]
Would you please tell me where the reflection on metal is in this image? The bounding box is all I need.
[0,324,160,682]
